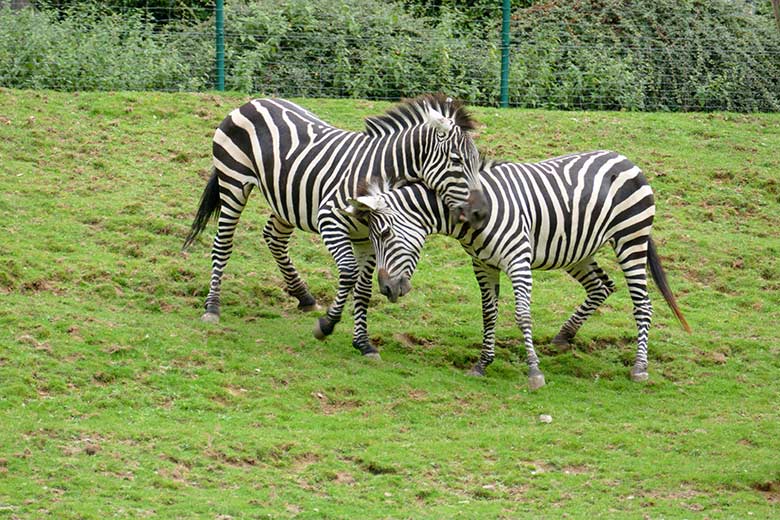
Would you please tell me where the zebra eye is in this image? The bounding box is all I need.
[451,156,462,166]
[380,227,392,240]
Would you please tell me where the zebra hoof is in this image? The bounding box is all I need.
[296,294,319,312]
[551,333,572,352]
[313,317,334,341]
[528,368,546,391]
[353,340,380,358]
[630,367,649,382]
[467,365,486,377]
[201,312,220,324]
[298,303,322,313]
[313,322,326,340]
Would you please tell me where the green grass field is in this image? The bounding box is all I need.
[1,89,779,519]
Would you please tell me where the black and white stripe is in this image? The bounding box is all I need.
[184,95,486,356]
[353,150,690,387]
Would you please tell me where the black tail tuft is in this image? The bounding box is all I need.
[183,169,221,250]
[647,237,691,333]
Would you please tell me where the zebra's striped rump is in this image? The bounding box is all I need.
[352,150,690,387]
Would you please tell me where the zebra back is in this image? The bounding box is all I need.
[211,95,482,234]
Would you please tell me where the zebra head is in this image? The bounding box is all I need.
[420,100,488,228]
[343,189,431,303]
[366,94,488,227]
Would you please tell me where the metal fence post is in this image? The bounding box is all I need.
[500,0,510,107]
[216,0,225,91]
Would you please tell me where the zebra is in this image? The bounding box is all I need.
[183,94,488,357]
[344,150,690,388]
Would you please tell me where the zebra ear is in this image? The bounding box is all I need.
[340,196,384,219]
[428,107,453,137]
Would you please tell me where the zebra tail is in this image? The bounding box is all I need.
[647,236,691,333]
[182,169,221,250]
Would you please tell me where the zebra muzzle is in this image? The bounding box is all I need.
[465,189,488,227]
[377,268,411,303]
[452,190,489,228]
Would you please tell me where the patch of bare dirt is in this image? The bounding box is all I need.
[20,279,62,295]
[394,332,435,348]
[407,389,428,401]
[60,434,104,457]
[752,481,780,503]
[17,334,51,353]
[291,452,320,473]
[203,447,258,469]
[562,465,590,475]
[332,471,355,485]
[311,390,362,415]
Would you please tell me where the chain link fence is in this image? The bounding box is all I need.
[1,1,779,111]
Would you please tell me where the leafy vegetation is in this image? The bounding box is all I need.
[222,0,498,101]
[0,90,779,518]
[0,3,213,91]
[2,0,779,110]
[510,0,780,111]
[32,0,215,23]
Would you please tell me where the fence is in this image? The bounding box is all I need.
[1,1,779,111]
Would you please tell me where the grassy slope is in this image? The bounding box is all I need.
[0,89,779,519]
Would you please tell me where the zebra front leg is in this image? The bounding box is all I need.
[313,263,358,340]
[553,260,616,351]
[350,240,380,358]
[262,216,319,312]
[202,178,253,323]
[509,263,545,390]
[313,222,359,342]
[467,262,500,377]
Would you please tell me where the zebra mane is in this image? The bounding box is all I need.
[479,157,508,172]
[363,93,477,137]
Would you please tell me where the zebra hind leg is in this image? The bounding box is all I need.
[202,179,253,323]
[552,260,616,351]
[614,238,653,382]
[262,216,320,312]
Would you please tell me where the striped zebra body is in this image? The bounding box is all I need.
[351,150,690,387]
[184,95,486,356]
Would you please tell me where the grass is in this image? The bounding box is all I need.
[0,88,779,519]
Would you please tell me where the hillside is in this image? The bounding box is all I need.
[0,89,779,518]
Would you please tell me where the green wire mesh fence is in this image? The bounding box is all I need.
[1,1,779,111]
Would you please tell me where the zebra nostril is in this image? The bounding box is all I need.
[466,189,488,226]
[470,207,487,227]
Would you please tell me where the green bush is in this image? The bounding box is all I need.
[223,0,499,101]
[0,0,778,111]
[0,3,212,91]
[509,0,780,111]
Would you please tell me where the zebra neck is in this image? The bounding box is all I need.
[353,128,427,190]
[416,186,452,237]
